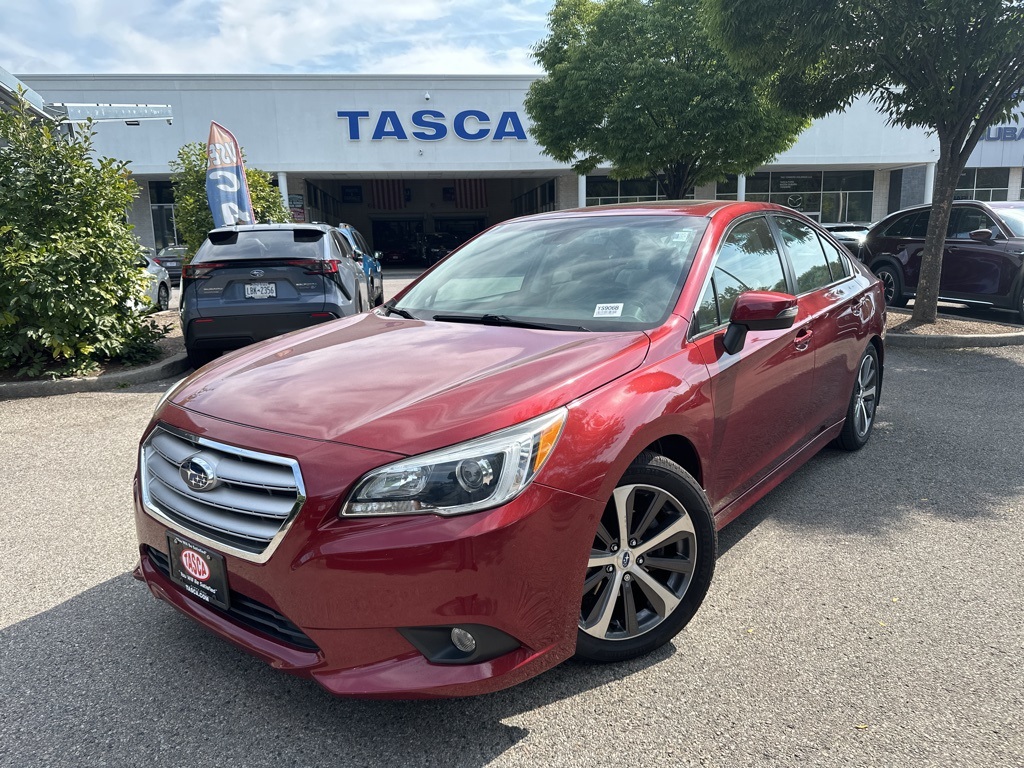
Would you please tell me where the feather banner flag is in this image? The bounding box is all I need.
[205,122,254,227]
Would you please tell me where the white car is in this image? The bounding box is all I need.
[138,254,172,311]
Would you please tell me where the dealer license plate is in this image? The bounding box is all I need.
[245,282,276,299]
[166,533,231,610]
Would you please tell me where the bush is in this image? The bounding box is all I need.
[0,93,163,378]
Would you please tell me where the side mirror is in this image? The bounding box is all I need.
[969,228,996,242]
[722,291,798,355]
[374,251,383,261]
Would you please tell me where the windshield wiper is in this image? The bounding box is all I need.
[432,313,590,332]
[382,300,415,319]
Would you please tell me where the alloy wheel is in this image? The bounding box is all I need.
[853,352,877,437]
[580,484,697,641]
[879,270,896,305]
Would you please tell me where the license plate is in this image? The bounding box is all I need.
[245,282,276,299]
[166,533,231,610]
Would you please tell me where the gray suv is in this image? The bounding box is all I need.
[180,223,368,368]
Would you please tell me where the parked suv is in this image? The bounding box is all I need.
[859,200,1024,320]
[180,223,368,368]
[335,222,384,307]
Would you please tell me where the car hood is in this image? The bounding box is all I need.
[170,312,650,455]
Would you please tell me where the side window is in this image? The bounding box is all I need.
[882,212,920,238]
[775,217,833,293]
[333,231,354,259]
[700,217,788,327]
[694,279,720,333]
[819,236,851,282]
[950,208,998,238]
[908,211,931,238]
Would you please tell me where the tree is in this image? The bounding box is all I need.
[705,0,1024,324]
[524,0,807,200]
[170,142,290,257]
[0,93,162,377]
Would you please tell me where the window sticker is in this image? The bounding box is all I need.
[594,303,624,318]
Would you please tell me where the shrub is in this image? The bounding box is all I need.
[0,93,163,378]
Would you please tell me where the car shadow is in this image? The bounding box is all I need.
[0,573,675,767]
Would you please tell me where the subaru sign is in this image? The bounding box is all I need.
[337,109,528,141]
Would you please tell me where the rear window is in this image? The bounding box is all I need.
[195,229,325,262]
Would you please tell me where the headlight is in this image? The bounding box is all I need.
[342,408,567,517]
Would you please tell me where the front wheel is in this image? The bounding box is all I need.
[575,453,716,663]
[835,344,879,451]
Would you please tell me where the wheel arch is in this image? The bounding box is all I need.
[639,434,703,489]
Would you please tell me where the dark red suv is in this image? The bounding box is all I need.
[134,201,885,698]
[859,200,1024,320]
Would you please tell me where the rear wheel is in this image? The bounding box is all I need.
[157,283,170,312]
[873,264,908,308]
[835,344,879,451]
[575,453,716,663]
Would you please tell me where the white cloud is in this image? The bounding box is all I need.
[0,0,552,75]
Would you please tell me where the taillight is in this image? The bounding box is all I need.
[283,259,340,275]
[182,262,227,279]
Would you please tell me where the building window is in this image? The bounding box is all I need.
[715,170,874,222]
[148,181,180,250]
[513,179,557,216]
[956,167,1010,201]
[585,175,692,206]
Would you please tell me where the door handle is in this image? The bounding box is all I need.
[794,328,813,351]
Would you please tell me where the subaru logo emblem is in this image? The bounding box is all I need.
[181,456,218,492]
[250,269,265,277]
[621,551,631,568]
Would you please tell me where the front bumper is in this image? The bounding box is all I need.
[133,406,602,698]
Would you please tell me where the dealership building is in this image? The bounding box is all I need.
[17,74,1024,252]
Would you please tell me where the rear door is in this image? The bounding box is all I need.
[184,229,328,318]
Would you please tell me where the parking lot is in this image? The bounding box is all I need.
[2,297,1023,766]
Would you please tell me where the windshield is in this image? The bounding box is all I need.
[991,205,1024,237]
[396,214,708,331]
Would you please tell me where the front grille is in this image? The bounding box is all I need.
[147,547,319,652]
[140,424,305,562]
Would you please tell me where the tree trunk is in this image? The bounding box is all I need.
[910,136,961,324]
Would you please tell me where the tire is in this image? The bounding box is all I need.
[835,344,879,451]
[873,263,908,308]
[157,283,170,312]
[575,452,716,663]
[186,346,218,370]
[1018,287,1024,324]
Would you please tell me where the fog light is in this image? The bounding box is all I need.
[450,627,477,653]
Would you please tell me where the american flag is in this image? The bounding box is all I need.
[371,179,406,210]
[455,179,487,209]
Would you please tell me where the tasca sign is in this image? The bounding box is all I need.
[336,109,528,141]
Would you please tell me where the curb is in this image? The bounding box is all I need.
[885,309,1024,349]
[0,353,191,400]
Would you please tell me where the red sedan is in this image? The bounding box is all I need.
[134,201,885,698]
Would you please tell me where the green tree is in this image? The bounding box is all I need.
[0,93,162,378]
[170,142,290,258]
[705,0,1024,324]
[525,0,807,199]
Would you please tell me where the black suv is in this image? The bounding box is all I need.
[859,200,1024,320]
[180,223,368,368]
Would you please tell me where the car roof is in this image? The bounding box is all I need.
[521,199,806,223]
[208,222,331,235]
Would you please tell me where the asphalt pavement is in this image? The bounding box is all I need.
[1,320,1022,766]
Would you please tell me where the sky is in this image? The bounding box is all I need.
[0,0,554,76]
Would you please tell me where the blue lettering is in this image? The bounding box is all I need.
[492,111,527,141]
[411,110,448,141]
[1001,127,1018,141]
[371,111,408,141]
[336,111,370,140]
[985,127,1001,141]
[454,110,490,141]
